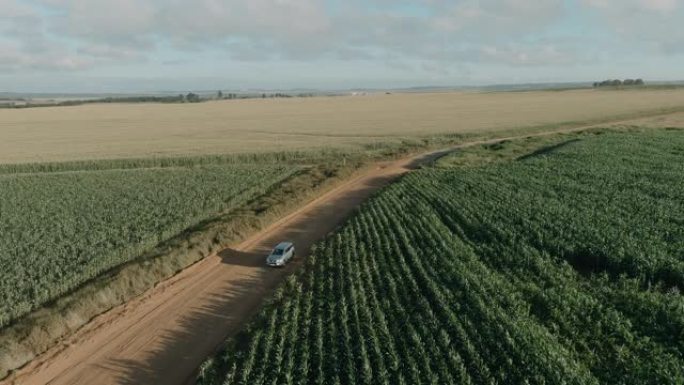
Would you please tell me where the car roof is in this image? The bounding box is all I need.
[275,242,293,249]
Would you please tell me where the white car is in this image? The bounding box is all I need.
[266,242,295,267]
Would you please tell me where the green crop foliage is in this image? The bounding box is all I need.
[0,162,297,327]
[199,129,684,385]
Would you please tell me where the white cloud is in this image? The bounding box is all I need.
[19,0,569,66]
[0,0,680,89]
[39,0,331,49]
[436,0,564,31]
[583,0,679,12]
[0,0,94,71]
[581,0,684,53]
[641,0,679,12]
[0,41,93,72]
[479,43,578,66]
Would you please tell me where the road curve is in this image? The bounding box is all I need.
[1,123,634,385]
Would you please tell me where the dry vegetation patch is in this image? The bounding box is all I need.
[2,89,684,164]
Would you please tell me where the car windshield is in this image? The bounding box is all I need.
[272,248,284,256]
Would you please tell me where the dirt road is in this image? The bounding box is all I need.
[4,154,426,385]
[0,123,658,385]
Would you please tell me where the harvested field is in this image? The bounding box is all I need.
[607,110,684,129]
[2,89,684,164]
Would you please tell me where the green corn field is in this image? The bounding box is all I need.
[0,162,298,328]
[198,129,684,385]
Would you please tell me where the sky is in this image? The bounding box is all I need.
[0,0,683,93]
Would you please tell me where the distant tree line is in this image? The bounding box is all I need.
[1,91,322,109]
[180,91,316,102]
[593,79,645,88]
[217,92,240,99]
[106,95,186,104]
[215,91,315,100]
[0,95,185,109]
[183,93,201,103]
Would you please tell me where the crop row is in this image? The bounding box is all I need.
[0,163,297,327]
[199,130,684,385]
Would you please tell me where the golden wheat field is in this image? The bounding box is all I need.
[2,88,684,164]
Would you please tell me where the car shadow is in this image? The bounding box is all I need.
[217,248,265,268]
[404,148,458,169]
